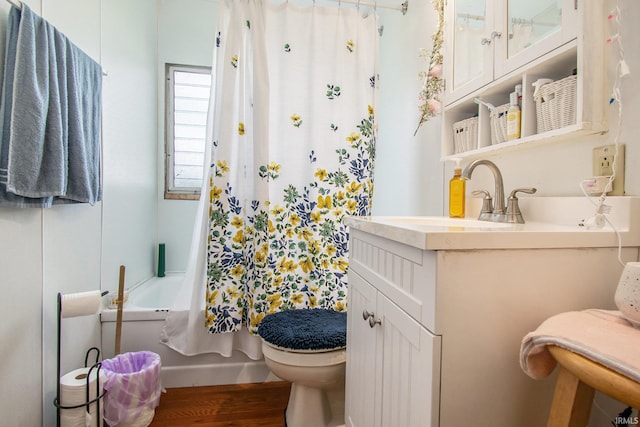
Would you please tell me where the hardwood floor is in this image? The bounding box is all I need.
[149,382,292,427]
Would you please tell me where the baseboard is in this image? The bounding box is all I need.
[160,360,280,388]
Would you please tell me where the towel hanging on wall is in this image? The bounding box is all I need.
[0,3,103,208]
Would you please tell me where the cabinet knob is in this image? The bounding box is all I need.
[368,316,382,328]
[481,31,502,45]
[362,310,374,321]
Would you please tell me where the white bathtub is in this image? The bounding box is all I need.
[101,273,181,321]
[100,273,274,388]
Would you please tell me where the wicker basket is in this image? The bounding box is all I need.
[489,103,510,145]
[534,75,577,133]
[452,117,478,153]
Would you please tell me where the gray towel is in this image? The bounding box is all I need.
[0,3,102,207]
[0,6,51,207]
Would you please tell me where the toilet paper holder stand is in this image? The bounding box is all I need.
[53,292,106,427]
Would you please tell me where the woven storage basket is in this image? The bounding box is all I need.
[452,116,478,153]
[534,75,577,133]
[489,103,510,145]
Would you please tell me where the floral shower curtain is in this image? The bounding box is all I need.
[162,0,378,355]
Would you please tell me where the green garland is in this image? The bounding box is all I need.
[414,0,445,136]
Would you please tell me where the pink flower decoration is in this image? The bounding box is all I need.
[427,99,441,114]
[428,64,442,78]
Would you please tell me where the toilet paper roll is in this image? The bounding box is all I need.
[60,367,105,427]
[61,291,102,318]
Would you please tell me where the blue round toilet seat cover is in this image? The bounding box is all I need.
[257,308,347,352]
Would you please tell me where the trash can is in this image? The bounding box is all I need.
[101,351,162,427]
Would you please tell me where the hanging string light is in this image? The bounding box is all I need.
[580,2,630,267]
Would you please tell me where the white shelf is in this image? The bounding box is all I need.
[442,122,602,161]
[441,2,607,161]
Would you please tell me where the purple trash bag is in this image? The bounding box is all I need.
[101,351,162,427]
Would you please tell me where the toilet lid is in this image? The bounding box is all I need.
[257,308,347,352]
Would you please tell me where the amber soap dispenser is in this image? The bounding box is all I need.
[449,158,466,218]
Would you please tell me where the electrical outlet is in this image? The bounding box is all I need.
[592,144,625,196]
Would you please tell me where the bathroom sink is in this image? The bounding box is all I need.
[377,216,513,229]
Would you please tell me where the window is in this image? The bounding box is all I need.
[165,64,212,199]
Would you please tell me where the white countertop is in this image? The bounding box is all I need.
[344,197,640,250]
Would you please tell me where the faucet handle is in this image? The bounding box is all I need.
[508,188,537,198]
[506,188,537,224]
[472,190,493,221]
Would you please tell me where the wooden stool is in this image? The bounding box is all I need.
[547,345,640,427]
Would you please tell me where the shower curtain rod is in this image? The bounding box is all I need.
[4,0,408,15]
[329,0,408,15]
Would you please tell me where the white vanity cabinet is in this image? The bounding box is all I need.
[442,0,606,159]
[345,236,441,427]
[344,206,640,426]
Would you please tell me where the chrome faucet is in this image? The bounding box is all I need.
[462,159,506,221]
[461,159,537,223]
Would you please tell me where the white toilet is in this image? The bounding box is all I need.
[258,308,347,427]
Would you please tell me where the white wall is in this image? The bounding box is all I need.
[0,208,43,426]
[373,0,444,216]
[0,1,104,425]
[156,0,217,272]
[0,0,158,425]
[101,0,159,293]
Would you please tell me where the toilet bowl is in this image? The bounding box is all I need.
[262,341,346,427]
[258,308,347,427]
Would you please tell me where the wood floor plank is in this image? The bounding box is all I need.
[149,381,291,427]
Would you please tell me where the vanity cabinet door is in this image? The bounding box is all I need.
[378,294,441,427]
[346,270,442,427]
[345,271,380,427]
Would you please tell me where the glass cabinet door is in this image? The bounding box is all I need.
[496,0,578,76]
[507,0,562,59]
[453,0,488,90]
[445,0,494,104]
